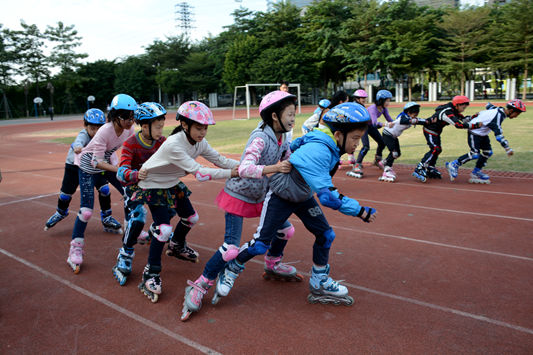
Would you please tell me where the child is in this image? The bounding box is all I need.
[134,101,239,303]
[112,102,167,286]
[67,94,137,274]
[380,102,428,182]
[344,89,369,166]
[301,98,330,134]
[214,102,378,306]
[412,95,480,183]
[347,89,393,178]
[445,99,526,184]
[44,109,106,230]
[180,91,297,321]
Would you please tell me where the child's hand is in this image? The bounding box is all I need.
[506,147,514,156]
[357,206,377,223]
[231,166,239,177]
[138,168,148,180]
[73,147,82,154]
[277,160,292,173]
[410,118,418,125]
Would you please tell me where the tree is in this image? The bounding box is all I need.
[76,60,117,110]
[0,25,19,118]
[436,7,490,94]
[14,21,50,98]
[490,0,533,100]
[114,55,157,101]
[222,34,260,90]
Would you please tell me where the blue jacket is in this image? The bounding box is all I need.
[289,128,363,216]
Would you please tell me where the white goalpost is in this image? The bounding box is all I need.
[232,83,301,120]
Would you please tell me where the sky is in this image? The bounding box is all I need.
[2,0,483,63]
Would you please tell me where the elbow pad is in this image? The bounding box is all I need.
[496,134,509,148]
[317,188,342,210]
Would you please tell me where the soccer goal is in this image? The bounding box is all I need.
[232,83,301,120]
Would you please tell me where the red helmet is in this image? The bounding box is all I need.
[506,99,526,112]
[452,95,470,107]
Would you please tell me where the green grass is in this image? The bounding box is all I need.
[48,106,533,172]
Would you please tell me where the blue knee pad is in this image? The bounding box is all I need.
[469,151,480,160]
[59,192,72,202]
[247,240,269,256]
[98,184,110,197]
[129,204,147,223]
[323,228,336,249]
[481,150,493,158]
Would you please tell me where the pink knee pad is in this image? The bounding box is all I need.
[78,207,93,222]
[277,224,295,240]
[154,224,173,242]
[219,243,239,262]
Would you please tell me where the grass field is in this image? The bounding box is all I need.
[50,106,533,172]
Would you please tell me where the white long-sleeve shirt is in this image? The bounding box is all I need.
[139,130,239,189]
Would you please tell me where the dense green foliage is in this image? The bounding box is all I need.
[0,0,532,118]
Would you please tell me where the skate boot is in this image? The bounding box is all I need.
[166,240,199,263]
[263,255,303,282]
[412,163,427,183]
[426,166,442,179]
[44,208,69,231]
[469,168,491,184]
[346,163,363,179]
[373,155,384,170]
[66,238,84,274]
[378,166,396,182]
[101,210,123,234]
[445,160,460,181]
[181,275,215,321]
[307,264,354,306]
[112,247,135,286]
[138,264,162,303]
[212,259,245,305]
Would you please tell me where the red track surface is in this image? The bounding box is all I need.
[1,111,532,354]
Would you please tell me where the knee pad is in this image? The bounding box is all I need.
[153,224,173,242]
[392,151,400,159]
[247,240,269,256]
[98,184,110,197]
[276,224,295,241]
[322,228,336,249]
[433,146,442,155]
[219,243,240,262]
[468,151,480,160]
[129,204,147,224]
[481,150,493,158]
[59,192,72,202]
[78,207,93,222]
[180,212,199,228]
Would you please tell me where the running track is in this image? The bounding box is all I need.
[1,108,532,354]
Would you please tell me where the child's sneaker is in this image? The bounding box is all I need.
[445,160,460,181]
[346,163,363,179]
[469,168,490,184]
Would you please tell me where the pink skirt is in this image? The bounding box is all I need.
[215,189,263,218]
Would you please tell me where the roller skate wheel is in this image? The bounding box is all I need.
[211,293,221,305]
[180,310,192,322]
[344,296,355,306]
[71,265,80,274]
[165,249,173,257]
[262,272,271,281]
[43,226,49,231]
[293,273,304,282]
[307,293,318,304]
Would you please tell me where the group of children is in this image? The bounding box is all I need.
[43,89,525,322]
[311,89,528,184]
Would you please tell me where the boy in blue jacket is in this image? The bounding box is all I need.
[215,102,378,306]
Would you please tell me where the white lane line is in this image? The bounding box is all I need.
[357,199,533,222]
[331,224,533,262]
[0,248,221,355]
[192,201,532,261]
[335,175,533,197]
[188,243,533,336]
[0,193,58,207]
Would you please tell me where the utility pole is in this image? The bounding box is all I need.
[175,2,195,38]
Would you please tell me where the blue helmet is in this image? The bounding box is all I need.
[134,102,166,124]
[322,102,370,132]
[314,99,331,115]
[110,94,137,111]
[84,108,106,125]
[376,90,392,101]
[403,101,420,113]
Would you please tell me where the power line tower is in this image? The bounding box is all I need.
[175,2,195,38]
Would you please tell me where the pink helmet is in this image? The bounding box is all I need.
[177,101,215,125]
[507,99,526,112]
[354,89,368,98]
[259,91,296,116]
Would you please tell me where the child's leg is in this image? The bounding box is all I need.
[45,164,79,230]
[263,221,302,281]
[166,196,199,262]
[367,125,385,165]
[469,136,492,184]
[381,133,397,168]
[355,131,370,164]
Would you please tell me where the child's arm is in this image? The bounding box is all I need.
[487,115,513,156]
[201,140,239,169]
[383,108,393,123]
[302,113,320,133]
[116,140,139,185]
[238,137,291,178]
[167,147,237,181]
[71,130,91,154]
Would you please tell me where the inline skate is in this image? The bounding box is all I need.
[307,264,354,306]
[181,275,214,321]
[112,247,134,286]
[262,255,303,282]
[138,264,162,303]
